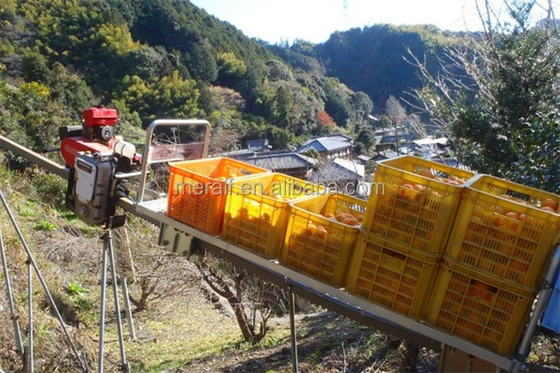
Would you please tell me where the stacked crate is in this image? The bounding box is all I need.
[281,192,367,287]
[167,157,269,235]
[346,155,475,318]
[445,175,560,288]
[426,174,560,356]
[220,173,324,259]
[360,155,475,255]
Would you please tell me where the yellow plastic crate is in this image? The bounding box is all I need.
[346,231,440,319]
[425,259,535,357]
[221,173,324,258]
[167,157,269,235]
[446,174,560,288]
[362,155,474,255]
[281,193,367,287]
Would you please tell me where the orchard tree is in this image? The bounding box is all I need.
[385,95,407,126]
[410,0,560,193]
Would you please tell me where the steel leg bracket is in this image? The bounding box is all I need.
[158,223,194,258]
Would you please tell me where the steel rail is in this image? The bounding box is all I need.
[0,135,69,179]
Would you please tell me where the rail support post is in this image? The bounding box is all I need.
[0,226,24,355]
[98,224,130,373]
[288,285,299,373]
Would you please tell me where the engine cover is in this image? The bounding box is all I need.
[61,136,114,168]
[74,151,115,226]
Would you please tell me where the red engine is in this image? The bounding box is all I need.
[59,107,142,228]
[60,107,141,169]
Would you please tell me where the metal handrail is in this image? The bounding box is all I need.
[137,119,211,203]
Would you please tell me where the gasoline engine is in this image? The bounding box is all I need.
[60,107,142,228]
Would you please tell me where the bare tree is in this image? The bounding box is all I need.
[384,95,409,151]
[196,254,288,343]
[122,217,199,312]
[384,95,407,126]
[405,0,560,191]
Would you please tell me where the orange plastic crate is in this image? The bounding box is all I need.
[425,259,535,357]
[221,173,324,258]
[281,193,367,287]
[362,155,474,255]
[167,157,269,235]
[446,174,560,288]
[346,231,440,319]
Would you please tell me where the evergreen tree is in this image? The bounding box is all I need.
[412,0,560,193]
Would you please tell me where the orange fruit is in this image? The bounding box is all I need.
[314,226,328,239]
[342,217,359,226]
[399,184,415,200]
[307,222,318,235]
[239,208,249,219]
[541,198,558,211]
[419,169,434,178]
[335,212,347,222]
[542,206,556,213]
[493,215,501,226]
[506,211,519,220]
[469,281,493,302]
[473,281,492,292]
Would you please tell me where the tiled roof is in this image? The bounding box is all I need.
[243,152,316,171]
[301,133,352,146]
[333,158,365,177]
[297,138,352,153]
[308,161,361,183]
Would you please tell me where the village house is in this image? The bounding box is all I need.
[297,134,353,160]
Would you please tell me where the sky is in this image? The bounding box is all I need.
[190,0,557,44]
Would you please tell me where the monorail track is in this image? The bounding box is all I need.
[1,132,558,373]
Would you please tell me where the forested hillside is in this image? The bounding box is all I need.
[271,24,462,109]
[316,25,461,107]
[0,0,458,155]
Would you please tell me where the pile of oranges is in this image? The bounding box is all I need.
[493,195,559,230]
[304,210,364,240]
[306,222,328,239]
[323,211,364,226]
[418,168,466,185]
[397,169,468,203]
